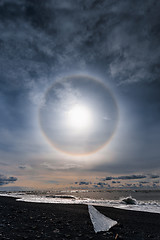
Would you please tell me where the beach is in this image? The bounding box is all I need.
[0,196,160,240]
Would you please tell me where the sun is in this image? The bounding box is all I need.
[67,104,92,131]
[39,75,118,155]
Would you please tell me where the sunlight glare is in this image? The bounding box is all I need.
[67,104,92,131]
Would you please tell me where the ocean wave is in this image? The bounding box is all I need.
[0,192,160,214]
[46,195,76,199]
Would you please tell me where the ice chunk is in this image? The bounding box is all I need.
[88,205,117,233]
[120,196,137,205]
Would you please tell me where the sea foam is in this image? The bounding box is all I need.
[0,192,160,214]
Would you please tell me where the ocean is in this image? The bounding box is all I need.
[1,189,160,214]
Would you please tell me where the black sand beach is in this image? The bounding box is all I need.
[0,196,160,240]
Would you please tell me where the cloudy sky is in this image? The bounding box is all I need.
[0,0,160,190]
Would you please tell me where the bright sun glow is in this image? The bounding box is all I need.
[67,104,92,131]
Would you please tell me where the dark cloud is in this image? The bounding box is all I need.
[75,181,91,185]
[139,181,149,184]
[112,181,116,184]
[104,177,113,181]
[103,175,146,181]
[150,175,159,179]
[19,166,26,170]
[153,180,159,184]
[0,0,159,92]
[117,175,147,180]
[96,182,107,186]
[152,183,159,188]
[126,184,132,187]
[0,0,160,179]
[94,182,110,188]
[0,174,17,186]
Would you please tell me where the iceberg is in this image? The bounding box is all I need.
[120,196,137,205]
[88,205,117,233]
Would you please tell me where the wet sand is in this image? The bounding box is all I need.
[0,196,160,240]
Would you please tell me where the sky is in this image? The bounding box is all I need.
[0,0,160,190]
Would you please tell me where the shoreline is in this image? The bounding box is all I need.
[0,196,160,240]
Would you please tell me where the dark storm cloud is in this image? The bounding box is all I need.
[0,175,17,186]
